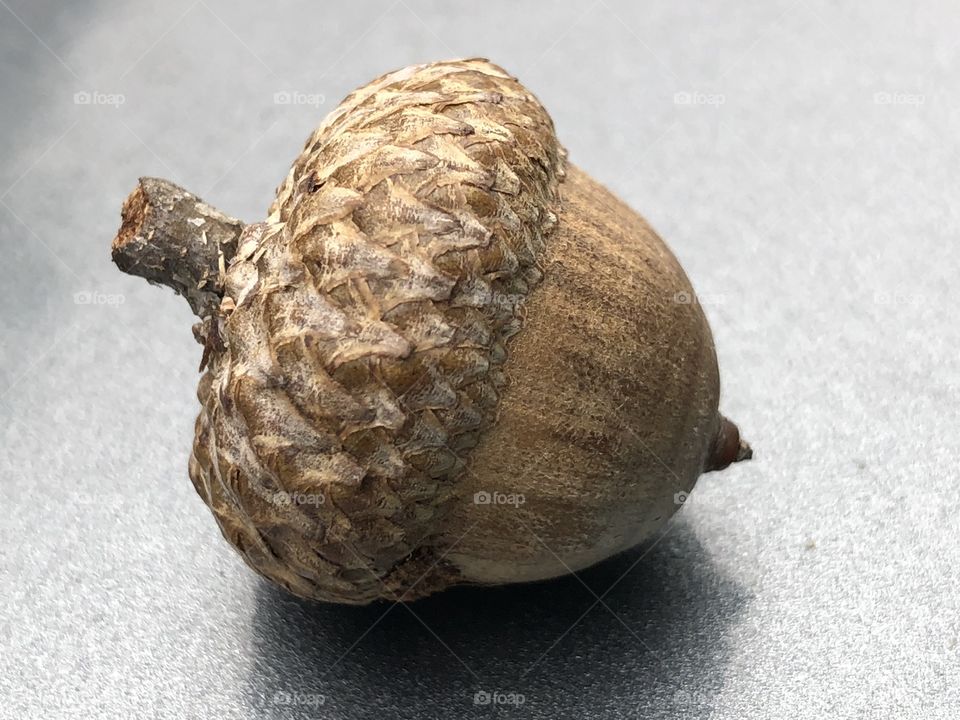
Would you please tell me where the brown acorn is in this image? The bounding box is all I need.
[112,58,750,605]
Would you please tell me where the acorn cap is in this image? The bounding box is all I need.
[190,59,565,603]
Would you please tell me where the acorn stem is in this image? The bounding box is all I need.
[705,414,752,472]
[111,177,245,318]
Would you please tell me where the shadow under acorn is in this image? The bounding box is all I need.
[245,516,750,720]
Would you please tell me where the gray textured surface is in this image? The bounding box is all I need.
[1,1,958,718]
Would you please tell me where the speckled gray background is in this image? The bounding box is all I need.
[1,1,958,718]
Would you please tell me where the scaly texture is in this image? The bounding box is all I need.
[187,59,565,603]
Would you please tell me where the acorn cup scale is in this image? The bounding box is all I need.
[112,58,751,605]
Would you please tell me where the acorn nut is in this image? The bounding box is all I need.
[111,58,751,605]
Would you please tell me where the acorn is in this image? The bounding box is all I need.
[111,58,751,605]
